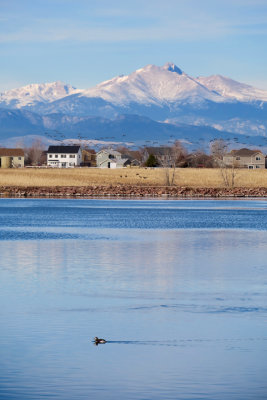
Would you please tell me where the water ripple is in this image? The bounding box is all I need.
[129,304,267,314]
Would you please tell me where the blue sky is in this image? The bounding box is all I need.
[0,0,267,91]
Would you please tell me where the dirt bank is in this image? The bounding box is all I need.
[1,185,267,198]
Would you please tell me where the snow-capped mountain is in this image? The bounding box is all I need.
[79,62,224,106]
[0,81,81,109]
[196,75,267,102]
[1,63,267,112]
[1,62,267,145]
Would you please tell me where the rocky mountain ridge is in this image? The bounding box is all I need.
[0,63,267,146]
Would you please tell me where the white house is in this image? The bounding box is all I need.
[47,145,82,168]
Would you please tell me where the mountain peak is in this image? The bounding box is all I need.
[0,81,81,108]
[162,62,183,75]
[81,61,222,106]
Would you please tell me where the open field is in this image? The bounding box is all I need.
[1,167,267,188]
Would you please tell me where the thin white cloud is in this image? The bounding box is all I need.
[0,18,259,44]
[0,0,266,44]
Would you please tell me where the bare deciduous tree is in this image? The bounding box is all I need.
[210,139,228,166]
[25,139,45,166]
[160,141,187,186]
[185,150,213,168]
[210,140,238,187]
[115,145,130,154]
[219,161,238,188]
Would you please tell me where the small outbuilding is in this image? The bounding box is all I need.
[0,148,24,168]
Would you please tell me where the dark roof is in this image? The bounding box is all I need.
[145,146,172,156]
[47,145,80,154]
[228,148,262,157]
[0,148,24,157]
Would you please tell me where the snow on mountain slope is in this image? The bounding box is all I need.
[1,63,267,113]
[196,75,267,102]
[0,81,82,108]
[79,62,224,105]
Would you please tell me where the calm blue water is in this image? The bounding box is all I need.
[0,199,267,400]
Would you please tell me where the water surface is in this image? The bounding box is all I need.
[0,199,267,399]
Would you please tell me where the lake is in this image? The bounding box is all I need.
[0,198,267,400]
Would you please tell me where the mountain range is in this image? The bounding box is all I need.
[1,62,267,149]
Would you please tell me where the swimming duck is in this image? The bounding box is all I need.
[94,337,106,345]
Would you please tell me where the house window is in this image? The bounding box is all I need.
[61,154,66,158]
[256,165,260,168]
[256,157,261,160]
[69,155,75,158]
[55,154,58,158]
[248,165,253,169]
[236,157,240,160]
[18,157,21,160]
[49,155,52,158]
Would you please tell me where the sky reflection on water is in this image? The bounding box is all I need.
[0,199,267,400]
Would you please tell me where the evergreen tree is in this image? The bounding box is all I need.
[145,154,158,167]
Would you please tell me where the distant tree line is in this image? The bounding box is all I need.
[116,139,227,169]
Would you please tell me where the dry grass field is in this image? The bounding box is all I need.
[1,167,267,188]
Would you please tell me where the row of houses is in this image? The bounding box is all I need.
[0,146,141,168]
[0,146,266,169]
[46,146,140,168]
[0,146,174,168]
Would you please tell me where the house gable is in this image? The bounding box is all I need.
[0,148,24,168]
[223,148,265,169]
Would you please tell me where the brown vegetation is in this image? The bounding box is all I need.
[1,167,267,188]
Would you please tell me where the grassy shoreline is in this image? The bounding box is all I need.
[1,168,267,198]
[1,167,267,188]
